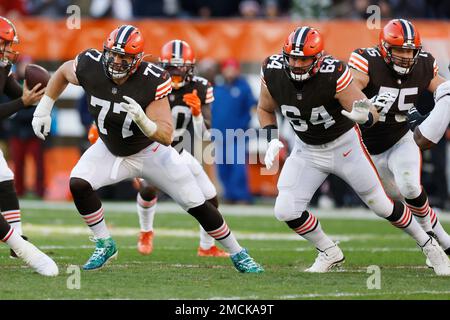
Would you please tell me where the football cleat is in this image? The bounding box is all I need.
[197,245,230,258]
[230,248,264,273]
[305,244,345,273]
[137,231,154,255]
[14,239,59,276]
[10,235,28,259]
[421,237,450,276]
[83,237,118,271]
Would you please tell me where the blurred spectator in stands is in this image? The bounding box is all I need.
[291,0,331,18]
[132,0,179,17]
[239,0,261,18]
[7,56,44,198]
[425,0,450,19]
[0,0,27,17]
[27,0,70,17]
[388,0,426,18]
[212,58,256,204]
[348,0,391,19]
[196,58,220,85]
[90,0,132,19]
[179,0,241,18]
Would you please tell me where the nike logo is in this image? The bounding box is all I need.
[343,149,352,157]
[151,144,160,152]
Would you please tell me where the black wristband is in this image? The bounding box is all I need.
[361,112,374,128]
[263,124,278,142]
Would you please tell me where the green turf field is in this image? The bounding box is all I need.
[1,205,449,300]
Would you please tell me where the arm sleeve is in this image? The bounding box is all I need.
[0,99,25,120]
[4,73,23,99]
[418,95,450,144]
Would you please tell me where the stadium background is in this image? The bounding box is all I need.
[0,0,450,207]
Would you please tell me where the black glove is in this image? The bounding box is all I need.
[407,107,429,131]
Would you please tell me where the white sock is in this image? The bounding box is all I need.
[199,225,215,249]
[2,210,22,235]
[81,207,110,239]
[137,193,157,232]
[4,228,26,252]
[207,222,241,255]
[90,220,110,239]
[430,209,450,250]
[291,212,335,251]
[390,206,429,246]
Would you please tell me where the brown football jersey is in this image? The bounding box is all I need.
[349,47,437,154]
[261,54,355,145]
[168,75,214,153]
[75,49,172,156]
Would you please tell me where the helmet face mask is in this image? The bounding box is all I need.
[0,40,18,67]
[161,63,194,89]
[282,52,320,81]
[384,44,420,76]
[102,47,142,80]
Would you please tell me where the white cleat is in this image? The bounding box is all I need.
[421,237,450,276]
[305,244,345,273]
[15,240,59,277]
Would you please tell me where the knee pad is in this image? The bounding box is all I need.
[139,185,158,202]
[207,196,219,209]
[274,192,306,222]
[397,176,421,199]
[69,178,94,198]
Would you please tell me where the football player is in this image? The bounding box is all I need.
[116,40,226,257]
[0,16,58,276]
[32,25,262,273]
[258,26,450,275]
[349,19,450,256]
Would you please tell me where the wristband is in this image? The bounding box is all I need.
[263,124,278,142]
[361,112,374,128]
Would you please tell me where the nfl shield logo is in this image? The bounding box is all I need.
[169,94,175,102]
[296,93,302,100]
[112,87,118,95]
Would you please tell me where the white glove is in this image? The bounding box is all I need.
[120,96,146,122]
[32,95,54,140]
[341,98,372,124]
[370,91,397,111]
[120,96,157,137]
[434,80,450,103]
[264,139,284,170]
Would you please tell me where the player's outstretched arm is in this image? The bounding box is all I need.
[257,80,284,170]
[414,80,450,150]
[32,60,80,140]
[337,81,379,127]
[121,95,174,146]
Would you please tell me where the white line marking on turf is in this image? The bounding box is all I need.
[207,290,450,300]
[18,224,408,242]
[17,200,450,221]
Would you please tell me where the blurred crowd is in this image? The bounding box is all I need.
[1,0,450,19]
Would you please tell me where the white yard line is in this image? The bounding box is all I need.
[207,290,450,300]
[17,224,408,242]
[18,200,450,221]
